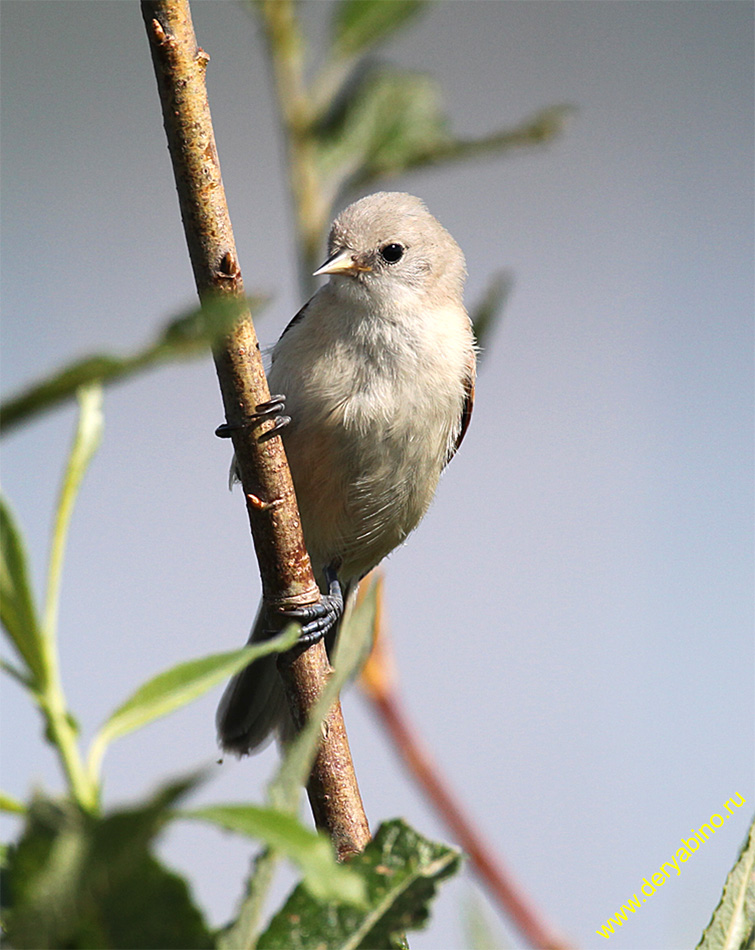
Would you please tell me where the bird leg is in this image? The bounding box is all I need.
[278,562,344,648]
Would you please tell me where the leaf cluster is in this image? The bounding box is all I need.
[2,783,213,950]
[2,791,459,950]
[302,0,571,209]
[257,819,460,950]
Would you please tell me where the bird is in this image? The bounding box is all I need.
[217,191,477,755]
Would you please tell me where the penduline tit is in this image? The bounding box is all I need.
[216,192,477,755]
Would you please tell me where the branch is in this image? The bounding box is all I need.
[345,104,574,197]
[0,297,258,436]
[258,0,329,298]
[360,587,570,950]
[141,0,370,859]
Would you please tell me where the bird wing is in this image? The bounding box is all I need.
[277,299,311,343]
[445,360,475,467]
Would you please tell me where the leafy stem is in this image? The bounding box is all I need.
[1,386,102,812]
[9,384,103,813]
[39,385,103,812]
[259,0,329,296]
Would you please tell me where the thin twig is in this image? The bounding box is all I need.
[351,105,575,190]
[360,594,570,950]
[258,0,330,298]
[141,0,370,860]
[0,297,262,436]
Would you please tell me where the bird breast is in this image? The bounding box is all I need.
[268,291,472,583]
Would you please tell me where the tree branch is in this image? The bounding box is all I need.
[141,0,370,860]
[360,590,570,950]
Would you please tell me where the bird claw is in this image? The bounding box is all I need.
[279,565,343,648]
[215,395,290,443]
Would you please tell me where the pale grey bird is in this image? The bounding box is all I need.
[217,192,476,754]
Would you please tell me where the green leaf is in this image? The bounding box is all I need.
[1,798,87,949]
[697,813,755,950]
[257,819,461,950]
[2,783,212,949]
[470,272,513,356]
[44,383,104,641]
[87,625,299,778]
[332,0,426,57]
[0,295,263,435]
[184,804,365,905]
[0,791,27,815]
[315,67,451,192]
[0,494,45,686]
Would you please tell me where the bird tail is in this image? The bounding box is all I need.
[216,604,291,756]
[216,580,356,756]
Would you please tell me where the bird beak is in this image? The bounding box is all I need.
[313,247,371,277]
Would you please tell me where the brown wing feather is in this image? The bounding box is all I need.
[445,369,475,467]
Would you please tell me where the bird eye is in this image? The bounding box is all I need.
[379,243,404,264]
